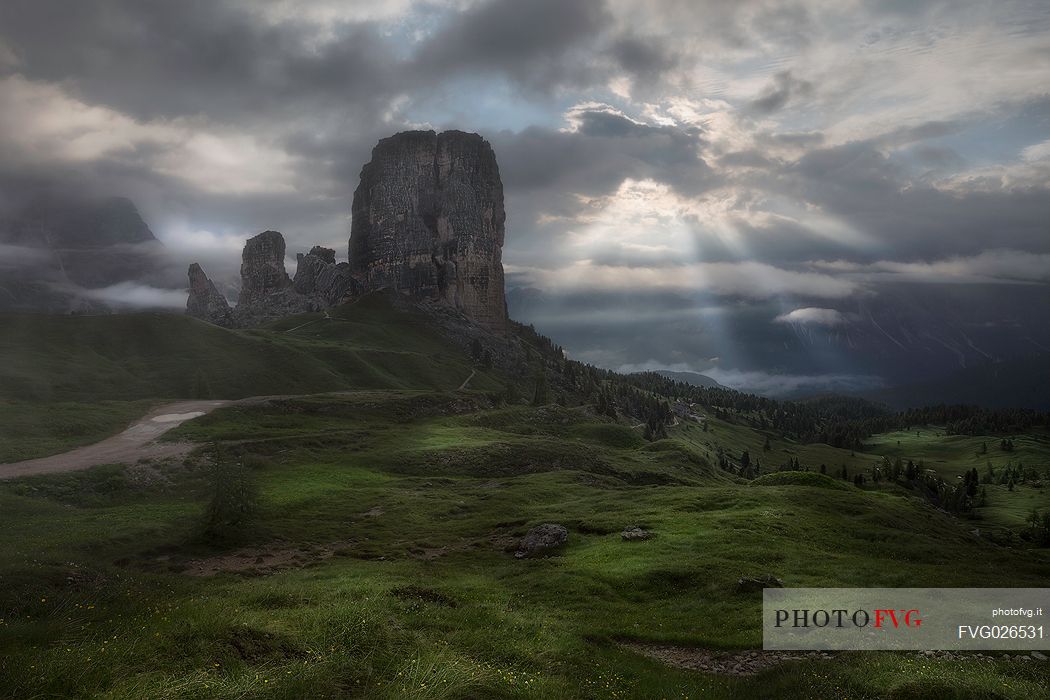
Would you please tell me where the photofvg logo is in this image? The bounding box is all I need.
[763,588,1049,651]
[775,607,923,630]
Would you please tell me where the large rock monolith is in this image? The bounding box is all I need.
[348,130,508,329]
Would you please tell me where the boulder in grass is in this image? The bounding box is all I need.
[621,526,653,541]
[515,523,568,558]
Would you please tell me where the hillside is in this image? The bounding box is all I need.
[0,302,1045,700]
[0,294,502,403]
[2,389,1049,698]
[0,294,514,463]
[2,300,1050,698]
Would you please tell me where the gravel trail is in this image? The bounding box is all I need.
[0,400,230,479]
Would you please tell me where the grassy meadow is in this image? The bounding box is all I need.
[1,302,1049,698]
[0,295,502,404]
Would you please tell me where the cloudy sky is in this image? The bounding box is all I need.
[1,0,1049,393]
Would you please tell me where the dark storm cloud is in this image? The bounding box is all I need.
[1,0,1049,391]
[411,0,612,90]
[0,1,407,268]
[749,70,815,113]
[0,1,436,126]
[784,137,1050,259]
[874,120,963,148]
[607,36,679,79]
[716,151,775,169]
[0,154,329,285]
[764,130,827,149]
[0,0,684,272]
[910,145,965,168]
[490,103,1050,274]
[493,107,709,198]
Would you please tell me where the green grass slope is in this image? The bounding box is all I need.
[0,295,505,462]
[681,411,1050,537]
[3,299,1049,697]
[1,394,1048,698]
[0,295,499,403]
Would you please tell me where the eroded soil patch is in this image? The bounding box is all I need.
[182,542,344,576]
[622,642,834,676]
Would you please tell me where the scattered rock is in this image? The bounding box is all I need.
[736,574,784,592]
[515,523,568,558]
[621,525,653,541]
[1032,651,1047,661]
[913,650,1037,662]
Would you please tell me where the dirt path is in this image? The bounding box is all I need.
[458,369,477,390]
[284,308,335,333]
[0,400,231,480]
[0,380,484,480]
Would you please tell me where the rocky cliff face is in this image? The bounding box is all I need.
[293,246,354,306]
[186,130,509,330]
[232,231,323,325]
[238,231,292,306]
[349,130,507,328]
[188,232,351,326]
[186,263,233,326]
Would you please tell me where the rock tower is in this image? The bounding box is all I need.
[186,130,509,330]
[348,130,507,328]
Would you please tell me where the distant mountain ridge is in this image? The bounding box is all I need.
[652,370,724,389]
[506,283,1050,398]
[861,353,1050,411]
[0,194,167,312]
